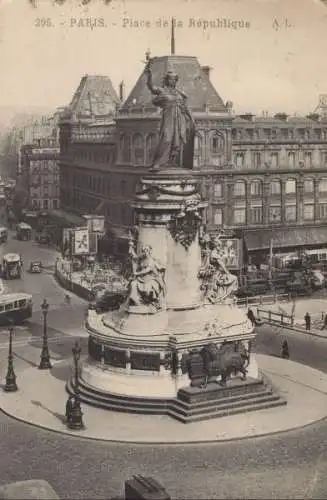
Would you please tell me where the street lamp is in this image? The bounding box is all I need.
[39,298,52,370]
[4,324,18,392]
[67,340,84,430]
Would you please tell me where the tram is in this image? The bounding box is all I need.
[0,293,33,325]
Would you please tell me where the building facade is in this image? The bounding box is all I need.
[59,56,327,259]
[19,137,60,211]
[225,112,327,257]
[59,74,124,238]
[1,109,62,180]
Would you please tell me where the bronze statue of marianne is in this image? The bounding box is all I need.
[145,59,195,171]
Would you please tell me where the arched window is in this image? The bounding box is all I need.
[250,180,262,197]
[122,136,131,162]
[234,180,246,197]
[146,133,156,163]
[119,134,125,155]
[193,134,202,167]
[97,178,102,193]
[285,179,296,194]
[120,180,126,195]
[319,178,327,193]
[133,133,144,164]
[211,133,224,154]
[270,180,281,195]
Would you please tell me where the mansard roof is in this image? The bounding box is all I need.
[232,114,326,126]
[122,55,227,113]
[67,75,120,119]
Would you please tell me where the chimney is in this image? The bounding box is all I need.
[119,81,125,102]
[306,113,320,121]
[239,113,255,122]
[274,113,288,121]
[171,18,176,55]
[87,92,94,118]
[226,101,233,114]
[202,66,211,78]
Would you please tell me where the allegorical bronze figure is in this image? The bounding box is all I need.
[145,58,195,171]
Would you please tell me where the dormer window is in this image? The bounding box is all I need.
[263,129,271,140]
[211,133,224,153]
[132,133,144,164]
[194,134,202,168]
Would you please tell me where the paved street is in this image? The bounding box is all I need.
[254,322,327,374]
[0,230,87,341]
[0,234,327,499]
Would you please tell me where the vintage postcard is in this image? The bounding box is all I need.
[0,0,327,499]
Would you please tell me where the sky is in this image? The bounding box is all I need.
[0,0,327,114]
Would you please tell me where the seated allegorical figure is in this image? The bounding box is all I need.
[199,235,238,304]
[128,242,166,310]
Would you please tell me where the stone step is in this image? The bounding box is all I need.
[67,380,170,413]
[75,378,173,407]
[172,389,276,414]
[67,378,286,423]
[168,397,287,424]
[67,381,168,415]
[171,392,281,417]
[70,378,275,413]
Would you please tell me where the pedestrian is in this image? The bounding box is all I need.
[321,314,327,330]
[247,308,256,326]
[281,340,290,359]
[304,312,311,331]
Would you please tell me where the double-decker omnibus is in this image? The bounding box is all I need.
[16,222,32,241]
[0,293,33,325]
[1,253,22,279]
[0,227,8,243]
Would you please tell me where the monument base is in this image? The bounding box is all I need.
[66,369,286,424]
[63,303,288,424]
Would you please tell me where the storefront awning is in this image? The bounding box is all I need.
[49,209,85,227]
[108,225,130,240]
[245,226,327,251]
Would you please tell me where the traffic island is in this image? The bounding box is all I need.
[1,354,327,444]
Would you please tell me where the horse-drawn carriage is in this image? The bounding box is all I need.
[181,341,250,389]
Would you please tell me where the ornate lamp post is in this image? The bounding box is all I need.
[39,298,52,370]
[67,340,84,430]
[4,323,18,392]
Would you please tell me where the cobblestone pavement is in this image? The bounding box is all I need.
[0,323,326,498]
[0,395,326,499]
[0,233,327,498]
